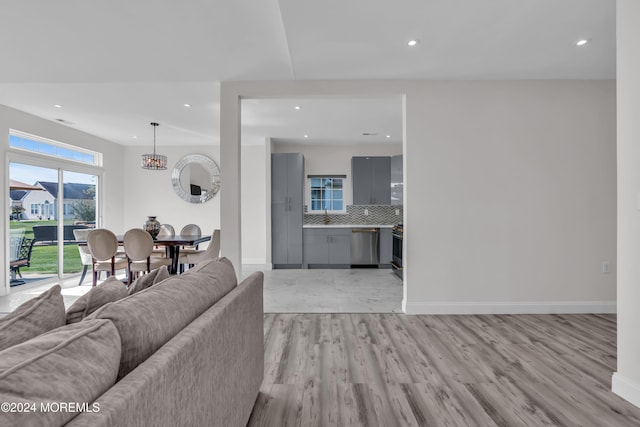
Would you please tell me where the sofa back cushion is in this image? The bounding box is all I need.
[88,257,237,379]
[0,285,66,351]
[0,319,121,426]
[66,276,129,324]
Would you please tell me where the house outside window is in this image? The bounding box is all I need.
[309,176,345,212]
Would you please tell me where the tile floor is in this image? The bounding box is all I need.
[244,266,403,313]
[1,266,403,316]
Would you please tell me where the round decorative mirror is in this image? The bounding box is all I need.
[171,154,221,203]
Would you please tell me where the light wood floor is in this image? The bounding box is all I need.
[247,313,640,427]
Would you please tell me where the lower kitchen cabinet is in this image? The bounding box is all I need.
[379,228,392,268]
[303,229,351,267]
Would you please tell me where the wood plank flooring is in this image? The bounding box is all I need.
[247,313,640,427]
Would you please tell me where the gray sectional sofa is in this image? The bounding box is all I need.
[0,258,264,427]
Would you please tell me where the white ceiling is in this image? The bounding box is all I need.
[0,0,615,147]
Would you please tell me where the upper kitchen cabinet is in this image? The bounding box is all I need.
[271,153,304,268]
[390,155,403,206]
[352,156,391,205]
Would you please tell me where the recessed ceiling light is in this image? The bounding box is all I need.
[303,134,309,138]
[386,135,391,138]
[54,104,62,108]
[183,103,191,107]
[294,106,301,110]
[132,136,138,139]
[407,39,419,47]
[576,39,590,46]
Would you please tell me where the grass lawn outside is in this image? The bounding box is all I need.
[10,220,84,274]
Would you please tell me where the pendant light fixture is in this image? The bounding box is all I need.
[141,122,167,170]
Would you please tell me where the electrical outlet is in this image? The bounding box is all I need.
[395,209,400,215]
[602,261,610,274]
[364,208,369,216]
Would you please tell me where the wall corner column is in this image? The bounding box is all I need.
[220,83,242,276]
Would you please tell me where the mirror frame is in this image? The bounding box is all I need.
[171,154,221,203]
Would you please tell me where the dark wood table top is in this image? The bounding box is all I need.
[77,234,211,246]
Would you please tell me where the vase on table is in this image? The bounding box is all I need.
[143,216,161,239]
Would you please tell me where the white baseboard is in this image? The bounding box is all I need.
[403,300,616,315]
[613,373,640,409]
[241,259,267,265]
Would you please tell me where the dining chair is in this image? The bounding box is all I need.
[178,229,220,271]
[153,224,175,256]
[87,229,128,287]
[158,224,175,238]
[179,224,202,254]
[124,228,172,285]
[73,228,93,286]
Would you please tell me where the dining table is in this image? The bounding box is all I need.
[149,234,211,274]
[78,233,211,275]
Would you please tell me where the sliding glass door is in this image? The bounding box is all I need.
[8,162,98,287]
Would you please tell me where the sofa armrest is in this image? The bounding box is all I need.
[66,272,264,427]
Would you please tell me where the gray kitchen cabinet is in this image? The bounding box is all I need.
[272,153,304,268]
[352,156,391,205]
[379,228,393,267]
[303,229,328,264]
[303,228,351,267]
[328,230,351,264]
[390,155,403,206]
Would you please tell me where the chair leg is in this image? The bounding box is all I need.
[78,265,88,286]
[92,267,98,287]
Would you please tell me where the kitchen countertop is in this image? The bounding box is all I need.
[303,224,394,228]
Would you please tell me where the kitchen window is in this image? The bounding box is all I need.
[309,176,345,212]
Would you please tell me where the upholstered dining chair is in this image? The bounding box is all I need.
[153,224,175,256]
[86,228,128,287]
[178,229,220,272]
[73,228,93,286]
[124,228,172,284]
[158,224,175,238]
[179,223,202,255]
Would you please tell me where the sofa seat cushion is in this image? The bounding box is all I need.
[66,277,129,324]
[0,319,121,427]
[0,285,66,351]
[127,265,170,295]
[89,257,237,379]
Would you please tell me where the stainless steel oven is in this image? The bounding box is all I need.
[391,224,403,278]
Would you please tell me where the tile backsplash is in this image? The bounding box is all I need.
[304,205,403,225]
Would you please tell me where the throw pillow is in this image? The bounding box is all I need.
[66,276,128,324]
[0,285,66,351]
[0,319,121,426]
[127,265,170,295]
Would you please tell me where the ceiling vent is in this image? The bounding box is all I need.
[362,132,377,136]
[54,118,75,125]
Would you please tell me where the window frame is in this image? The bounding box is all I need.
[9,130,103,167]
[307,175,346,214]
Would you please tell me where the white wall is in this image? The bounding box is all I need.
[272,141,402,207]
[241,143,268,264]
[122,145,220,242]
[1,105,125,296]
[613,0,640,409]
[220,79,616,315]
[404,81,616,313]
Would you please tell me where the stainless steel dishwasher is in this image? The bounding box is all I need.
[350,228,379,266]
